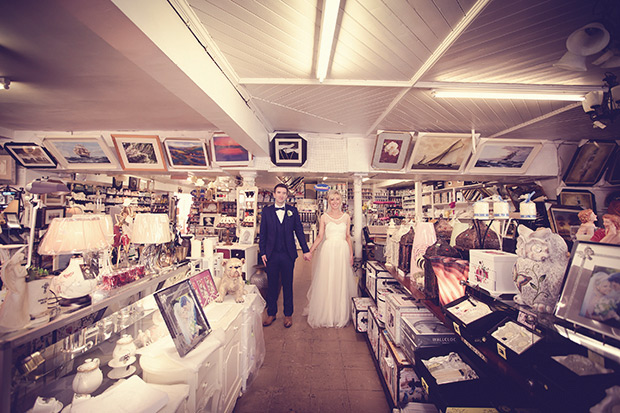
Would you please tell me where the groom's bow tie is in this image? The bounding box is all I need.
[275,206,285,211]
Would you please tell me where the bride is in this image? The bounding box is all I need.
[305,190,357,328]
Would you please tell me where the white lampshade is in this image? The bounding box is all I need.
[566,22,610,57]
[95,214,115,245]
[582,90,604,112]
[38,216,111,255]
[554,51,587,72]
[602,56,620,69]
[131,213,171,244]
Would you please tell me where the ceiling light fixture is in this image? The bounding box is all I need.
[431,89,585,101]
[316,0,341,83]
[582,72,620,129]
[0,77,10,90]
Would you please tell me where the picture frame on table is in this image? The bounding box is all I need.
[270,133,307,167]
[605,147,620,185]
[111,134,168,171]
[188,269,219,309]
[0,155,16,183]
[239,227,255,245]
[408,132,473,172]
[3,142,57,169]
[563,140,617,186]
[210,133,252,167]
[163,138,211,169]
[555,241,620,342]
[548,205,582,245]
[466,139,541,174]
[154,280,211,358]
[43,136,119,170]
[559,189,596,212]
[371,131,414,171]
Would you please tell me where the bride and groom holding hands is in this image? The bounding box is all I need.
[259,184,357,329]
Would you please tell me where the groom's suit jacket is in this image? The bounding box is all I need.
[259,204,310,260]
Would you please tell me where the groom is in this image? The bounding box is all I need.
[259,183,311,328]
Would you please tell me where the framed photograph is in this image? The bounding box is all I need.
[563,140,617,186]
[111,134,168,171]
[44,207,65,227]
[128,177,139,191]
[270,133,307,167]
[188,269,218,309]
[163,138,210,169]
[3,142,57,168]
[408,132,473,172]
[210,133,252,167]
[548,205,582,244]
[371,131,414,170]
[0,155,16,183]
[605,146,620,185]
[112,176,123,190]
[41,193,66,207]
[555,242,620,342]
[43,136,119,170]
[559,189,596,212]
[201,214,216,227]
[154,280,211,357]
[466,139,541,174]
[239,227,255,245]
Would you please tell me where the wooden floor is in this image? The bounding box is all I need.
[233,257,391,413]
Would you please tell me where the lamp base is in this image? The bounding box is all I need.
[50,257,97,300]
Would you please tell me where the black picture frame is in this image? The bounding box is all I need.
[548,205,582,245]
[606,147,620,185]
[563,140,617,186]
[112,176,123,190]
[128,176,139,191]
[154,280,211,357]
[559,189,596,213]
[3,142,57,169]
[270,133,307,167]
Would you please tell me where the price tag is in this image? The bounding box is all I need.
[453,321,461,336]
[421,376,429,395]
[497,343,507,360]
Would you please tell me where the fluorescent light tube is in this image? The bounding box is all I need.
[316,0,341,82]
[431,89,585,101]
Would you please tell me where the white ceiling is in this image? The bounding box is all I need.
[0,0,619,182]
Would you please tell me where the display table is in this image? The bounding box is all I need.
[140,285,265,413]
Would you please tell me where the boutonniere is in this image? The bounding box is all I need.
[287,210,292,217]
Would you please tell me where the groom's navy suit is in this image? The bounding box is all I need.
[259,204,310,317]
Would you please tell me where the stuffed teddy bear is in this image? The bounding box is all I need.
[216,258,245,303]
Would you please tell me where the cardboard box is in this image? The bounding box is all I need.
[401,316,457,353]
[376,284,407,324]
[366,260,397,300]
[468,249,518,296]
[351,297,375,333]
[385,293,433,346]
[367,305,383,360]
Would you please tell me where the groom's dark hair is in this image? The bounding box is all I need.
[273,183,288,193]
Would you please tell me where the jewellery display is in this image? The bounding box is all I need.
[422,352,479,385]
[551,354,614,376]
[445,297,492,325]
[491,320,541,355]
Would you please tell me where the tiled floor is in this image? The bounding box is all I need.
[233,257,391,413]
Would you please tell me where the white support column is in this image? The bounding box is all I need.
[353,174,365,260]
[415,181,422,222]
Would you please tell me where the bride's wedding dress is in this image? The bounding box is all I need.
[305,214,357,328]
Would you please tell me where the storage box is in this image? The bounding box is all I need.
[468,249,518,296]
[376,284,406,324]
[351,297,375,333]
[385,293,433,346]
[366,260,397,300]
[401,316,457,356]
[367,305,383,360]
[486,317,543,362]
[379,330,428,406]
[443,295,504,343]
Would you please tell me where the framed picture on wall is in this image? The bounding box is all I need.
[559,189,596,212]
[111,134,168,171]
[605,147,620,185]
[154,280,211,357]
[466,139,541,174]
[43,136,119,170]
[163,138,210,169]
[563,140,617,186]
[128,176,139,191]
[270,133,307,167]
[3,142,57,168]
[210,133,252,167]
[0,155,16,183]
[408,132,473,172]
[42,193,66,207]
[548,205,582,245]
[371,131,414,170]
[43,207,65,228]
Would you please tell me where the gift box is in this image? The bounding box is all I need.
[486,317,543,362]
[379,330,428,407]
[443,295,504,343]
[386,293,433,346]
[351,297,375,333]
[367,305,383,360]
[401,316,457,354]
[468,249,518,296]
[376,284,407,325]
[366,260,397,301]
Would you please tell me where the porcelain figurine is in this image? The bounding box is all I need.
[513,225,569,313]
[113,334,137,363]
[575,209,597,241]
[72,358,103,395]
[0,246,29,332]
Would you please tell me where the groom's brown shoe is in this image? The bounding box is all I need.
[284,316,293,328]
[263,315,276,327]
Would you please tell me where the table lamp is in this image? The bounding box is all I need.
[38,215,111,300]
[95,214,115,277]
[131,213,171,274]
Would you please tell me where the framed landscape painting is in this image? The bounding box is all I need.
[563,140,617,186]
[467,139,541,174]
[371,131,414,170]
[210,133,252,167]
[111,134,168,171]
[163,138,210,170]
[3,142,57,168]
[43,136,119,170]
[559,189,596,212]
[407,132,473,172]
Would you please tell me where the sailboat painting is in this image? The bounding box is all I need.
[44,137,119,170]
[408,132,474,172]
[467,140,542,174]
